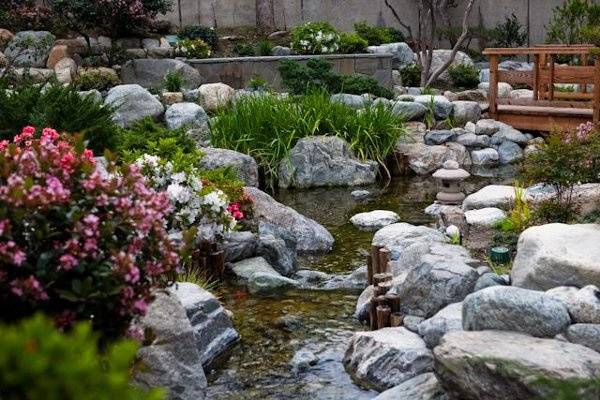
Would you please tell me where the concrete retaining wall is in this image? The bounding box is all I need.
[187,53,393,90]
[161,0,584,46]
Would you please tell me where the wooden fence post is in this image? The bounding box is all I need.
[489,54,499,119]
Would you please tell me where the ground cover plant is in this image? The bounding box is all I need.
[210,91,405,189]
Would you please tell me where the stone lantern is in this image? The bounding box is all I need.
[432,160,470,205]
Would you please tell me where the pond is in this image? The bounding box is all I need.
[206,172,513,399]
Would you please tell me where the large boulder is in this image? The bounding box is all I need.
[257,222,298,277]
[425,50,474,83]
[478,82,513,98]
[424,130,456,145]
[350,210,400,231]
[511,224,600,290]
[497,140,524,164]
[198,83,235,112]
[169,283,239,367]
[418,302,463,349]
[462,286,571,338]
[470,148,499,166]
[462,185,518,211]
[54,57,77,84]
[134,292,207,400]
[464,207,506,227]
[565,324,600,353]
[452,101,481,125]
[231,257,298,296]
[120,59,203,89]
[245,187,334,253]
[434,330,600,400]
[546,285,600,324]
[331,93,366,109]
[104,84,164,128]
[198,147,259,187]
[395,142,470,175]
[165,102,208,130]
[374,373,448,400]
[414,95,453,120]
[278,136,378,189]
[367,42,415,68]
[392,101,428,121]
[4,31,55,67]
[343,327,434,391]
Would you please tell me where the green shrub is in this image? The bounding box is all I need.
[178,25,218,49]
[0,80,117,153]
[448,63,480,89]
[0,314,164,400]
[163,70,185,92]
[233,42,255,57]
[547,0,600,45]
[290,21,341,54]
[279,58,393,98]
[386,27,406,43]
[353,21,393,46]
[399,64,422,87]
[490,13,527,48]
[210,91,405,188]
[256,40,274,56]
[339,32,368,54]
[175,38,212,59]
[74,69,121,92]
[247,76,268,91]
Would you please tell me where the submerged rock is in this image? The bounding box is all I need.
[350,210,400,231]
[245,187,334,253]
[278,136,378,189]
[231,256,298,296]
[344,327,434,391]
[374,373,448,400]
[434,330,600,400]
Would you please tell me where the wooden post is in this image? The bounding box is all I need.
[367,254,374,285]
[369,297,378,330]
[378,248,391,274]
[582,53,589,94]
[371,245,383,274]
[594,60,600,124]
[549,56,555,101]
[489,54,499,118]
[210,250,225,279]
[385,293,401,313]
[533,53,540,101]
[390,312,404,327]
[376,305,391,329]
[373,273,393,285]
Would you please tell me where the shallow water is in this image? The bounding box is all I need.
[207,172,513,399]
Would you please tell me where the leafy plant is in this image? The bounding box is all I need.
[290,21,341,55]
[341,74,394,99]
[354,21,393,46]
[490,13,527,48]
[0,128,179,338]
[448,63,480,89]
[0,314,164,400]
[175,38,212,59]
[163,70,185,92]
[399,64,422,87]
[493,185,531,234]
[178,25,218,49]
[0,79,118,154]
[247,76,268,91]
[75,69,121,92]
[546,0,600,45]
[339,32,369,54]
[256,40,274,56]
[210,91,405,188]
[233,42,255,57]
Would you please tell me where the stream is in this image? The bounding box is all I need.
[206,172,514,400]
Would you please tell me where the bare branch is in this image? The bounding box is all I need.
[383,0,413,39]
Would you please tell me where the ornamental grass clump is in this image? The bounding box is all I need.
[0,127,179,338]
[210,91,405,189]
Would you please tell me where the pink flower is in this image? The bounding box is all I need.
[133,298,148,314]
[59,254,79,271]
[11,250,26,266]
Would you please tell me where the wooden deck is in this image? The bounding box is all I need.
[482,45,600,132]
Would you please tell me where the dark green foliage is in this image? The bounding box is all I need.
[210,91,405,188]
[75,70,121,92]
[0,0,53,32]
[547,0,600,45]
[177,25,219,49]
[339,32,368,54]
[536,376,600,400]
[0,314,164,400]
[448,63,480,89]
[163,70,185,92]
[386,27,406,43]
[354,21,393,46]
[490,13,527,48]
[279,58,393,99]
[399,64,422,87]
[256,40,274,56]
[0,79,117,154]
[233,42,255,57]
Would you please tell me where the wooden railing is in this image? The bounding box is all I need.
[482,45,600,131]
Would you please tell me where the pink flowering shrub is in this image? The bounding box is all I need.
[0,127,179,337]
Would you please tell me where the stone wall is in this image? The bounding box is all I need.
[187,53,393,90]
[161,0,581,46]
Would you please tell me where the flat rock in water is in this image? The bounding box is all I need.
[350,210,400,231]
[434,330,600,400]
[343,327,434,391]
[374,373,448,400]
[462,286,571,338]
[511,224,600,290]
[231,257,298,296]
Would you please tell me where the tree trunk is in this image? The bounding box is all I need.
[256,0,276,33]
